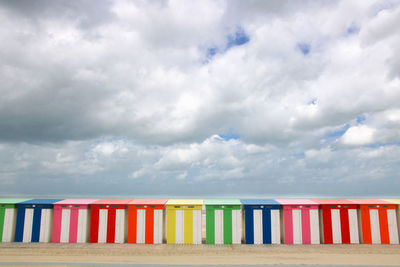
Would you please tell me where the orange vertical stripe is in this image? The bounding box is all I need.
[145,209,154,244]
[378,209,390,244]
[360,206,372,244]
[127,207,137,243]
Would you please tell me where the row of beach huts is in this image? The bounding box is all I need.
[0,198,399,245]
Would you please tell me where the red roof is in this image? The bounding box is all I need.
[347,199,393,205]
[313,199,355,205]
[128,199,168,205]
[91,199,132,205]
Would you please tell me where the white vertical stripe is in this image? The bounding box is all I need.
[271,209,280,244]
[23,209,34,242]
[232,210,241,244]
[369,209,381,244]
[214,210,224,244]
[253,209,263,244]
[154,210,163,244]
[98,209,108,243]
[115,209,125,243]
[331,209,341,244]
[348,209,359,244]
[2,208,15,242]
[310,209,320,244]
[77,209,88,243]
[136,210,145,243]
[175,210,184,244]
[193,210,202,244]
[292,210,302,244]
[387,209,399,244]
[60,209,71,243]
[39,209,52,242]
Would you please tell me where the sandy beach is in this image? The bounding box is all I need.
[0,243,400,266]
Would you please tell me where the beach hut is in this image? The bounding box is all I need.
[348,199,399,244]
[52,199,97,243]
[14,199,63,242]
[89,199,131,243]
[204,199,242,244]
[127,199,167,244]
[313,199,359,244]
[0,198,30,242]
[240,199,281,244]
[276,199,320,244]
[166,199,203,244]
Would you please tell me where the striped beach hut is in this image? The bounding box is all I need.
[127,199,167,244]
[241,199,281,244]
[348,199,399,244]
[276,199,320,244]
[14,199,63,243]
[166,199,203,244]
[204,199,242,244]
[313,199,359,244]
[0,199,30,242]
[52,199,97,243]
[89,199,131,243]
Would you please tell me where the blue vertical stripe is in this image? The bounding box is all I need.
[244,206,254,244]
[31,207,42,242]
[14,206,25,242]
[263,208,271,244]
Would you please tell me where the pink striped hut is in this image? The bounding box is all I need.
[276,199,320,244]
[52,199,97,243]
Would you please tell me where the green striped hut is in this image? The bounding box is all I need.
[0,198,30,242]
[204,199,242,244]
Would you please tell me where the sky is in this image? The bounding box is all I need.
[0,0,400,198]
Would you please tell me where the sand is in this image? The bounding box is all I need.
[0,243,400,266]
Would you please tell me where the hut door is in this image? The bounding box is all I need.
[136,209,145,243]
[214,209,224,244]
[232,209,241,244]
[77,209,89,243]
[39,209,52,242]
[60,209,71,243]
[175,210,184,244]
[2,208,15,242]
[271,209,280,244]
[98,209,108,243]
[369,209,381,244]
[23,208,34,242]
[387,209,399,244]
[193,209,202,244]
[348,209,359,243]
[331,209,341,244]
[115,209,125,243]
[253,209,263,244]
[292,210,302,244]
[154,210,163,244]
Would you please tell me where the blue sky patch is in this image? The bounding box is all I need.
[356,114,366,124]
[297,43,311,55]
[219,132,240,141]
[308,98,317,105]
[324,124,350,139]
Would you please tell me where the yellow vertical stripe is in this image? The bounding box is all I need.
[184,209,193,244]
[167,209,175,244]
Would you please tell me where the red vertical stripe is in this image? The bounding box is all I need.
[340,208,350,244]
[145,209,154,244]
[360,207,371,244]
[322,208,333,244]
[89,206,99,243]
[107,209,116,243]
[127,207,137,243]
[379,209,390,244]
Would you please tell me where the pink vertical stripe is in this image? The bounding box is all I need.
[301,209,311,244]
[69,208,79,243]
[52,208,62,243]
[284,209,293,244]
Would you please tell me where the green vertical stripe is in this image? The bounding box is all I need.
[224,208,232,244]
[206,207,215,244]
[0,207,5,241]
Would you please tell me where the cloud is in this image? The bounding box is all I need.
[341,125,376,146]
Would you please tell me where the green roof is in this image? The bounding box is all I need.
[0,198,31,204]
[203,199,241,205]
